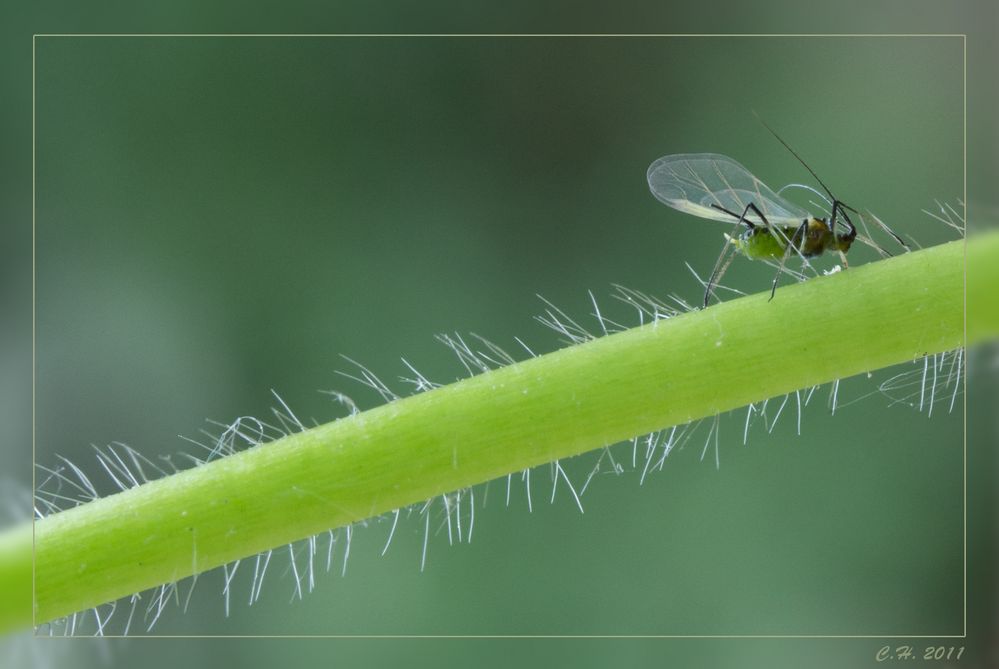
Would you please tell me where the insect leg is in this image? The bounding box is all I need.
[709,203,755,229]
[829,200,856,242]
[702,202,766,307]
[704,235,740,308]
[768,220,808,302]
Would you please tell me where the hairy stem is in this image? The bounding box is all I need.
[7,232,998,633]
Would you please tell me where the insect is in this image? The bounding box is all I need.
[647,127,906,308]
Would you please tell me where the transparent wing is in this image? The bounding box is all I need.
[647,153,810,226]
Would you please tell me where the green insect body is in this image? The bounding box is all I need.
[647,153,868,306]
[732,219,855,261]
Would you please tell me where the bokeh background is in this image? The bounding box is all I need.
[3,6,997,669]
[31,29,968,634]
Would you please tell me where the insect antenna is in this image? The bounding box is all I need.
[859,208,911,253]
[751,112,878,252]
[755,115,910,255]
[752,111,838,204]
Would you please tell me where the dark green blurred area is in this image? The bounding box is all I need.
[2,14,996,669]
[34,35,963,487]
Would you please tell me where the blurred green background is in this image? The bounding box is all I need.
[3,10,996,669]
[33,33,964,631]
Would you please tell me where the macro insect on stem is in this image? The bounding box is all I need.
[646,123,908,308]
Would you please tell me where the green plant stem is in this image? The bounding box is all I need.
[0,525,31,634]
[7,233,998,633]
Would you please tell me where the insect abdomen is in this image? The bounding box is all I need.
[734,226,798,259]
[735,220,836,260]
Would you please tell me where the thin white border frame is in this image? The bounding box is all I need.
[30,33,968,640]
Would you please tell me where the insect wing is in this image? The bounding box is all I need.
[647,153,809,226]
